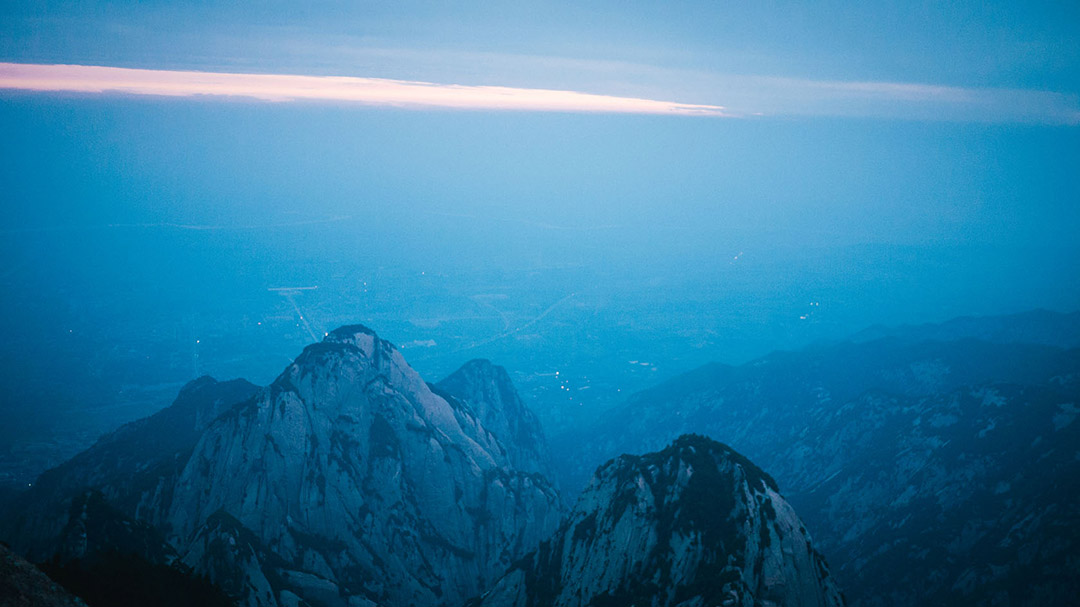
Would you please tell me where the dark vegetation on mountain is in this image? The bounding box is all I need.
[0,542,84,607]
[39,552,235,607]
[552,312,1080,606]
[1,377,258,562]
[472,435,844,607]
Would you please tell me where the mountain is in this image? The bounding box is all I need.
[3,325,563,607]
[168,325,563,606]
[847,309,1080,349]
[2,376,259,561]
[552,336,1080,606]
[38,550,236,607]
[0,542,84,607]
[7,490,235,606]
[433,359,556,480]
[473,435,844,607]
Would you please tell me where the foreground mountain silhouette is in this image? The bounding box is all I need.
[473,435,844,607]
[0,542,84,607]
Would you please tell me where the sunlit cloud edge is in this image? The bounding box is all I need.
[0,62,729,116]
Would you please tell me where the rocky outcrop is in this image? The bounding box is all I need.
[178,510,286,607]
[2,325,564,607]
[475,435,844,607]
[554,336,1080,606]
[165,325,562,607]
[434,359,555,479]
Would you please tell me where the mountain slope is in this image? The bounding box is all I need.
[2,377,258,560]
[0,542,85,607]
[3,325,564,607]
[553,336,1080,606]
[165,325,562,607]
[474,435,844,607]
[848,309,1080,348]
[434,358,555,479]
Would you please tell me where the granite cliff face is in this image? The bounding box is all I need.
[3,325,564,607]
[475,435,843,607]
[554,331,1080,606]
[434,359,556,480]
[168,325,563,606]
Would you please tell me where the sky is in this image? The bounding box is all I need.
[2,1,1078,250]
[1,1,1077,312]
[0,2,1079,474]
[1,1,1078,121]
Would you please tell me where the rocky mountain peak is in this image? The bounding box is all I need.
[435,359,554,478]
[4,323,566,607]
[322,324,382,354]
[436,359,518,413]
[165,327,564,606]
[474,434,843,607]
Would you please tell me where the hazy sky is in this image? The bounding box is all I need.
[1,2,1079,476]
[1,1,1078,323]
[2,1,1078,121]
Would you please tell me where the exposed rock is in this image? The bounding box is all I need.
[555,336,1080,606]
[178,510,288,607]
[2,325,563,607]
[165,325,562,606]
[476,435,844,607]
[434,358,556,479]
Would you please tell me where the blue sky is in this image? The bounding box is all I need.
[1,2,1079,452]
[2,1,1078,121]
[1,1,1078,319]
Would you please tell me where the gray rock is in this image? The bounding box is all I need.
[476,435,844,607]
[3,324,564,607]
[434,359,556,480]
[167,325,562,606]
[555,336,1080,606]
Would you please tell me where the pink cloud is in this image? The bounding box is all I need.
[0,62,728,116]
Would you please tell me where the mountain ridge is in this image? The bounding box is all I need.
[551,326,1080,606]
[474,434,844,607]
[3,324,565,607]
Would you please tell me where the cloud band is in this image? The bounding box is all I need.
[0,62,727,116]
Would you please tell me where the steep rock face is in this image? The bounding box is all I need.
[476,435,843,607]
[434,359,555,479]
[789,381,1080,607]
[178,510,287,607]
[2,377,257,560]
[168,325,562,607]
[554,337,1080,606]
